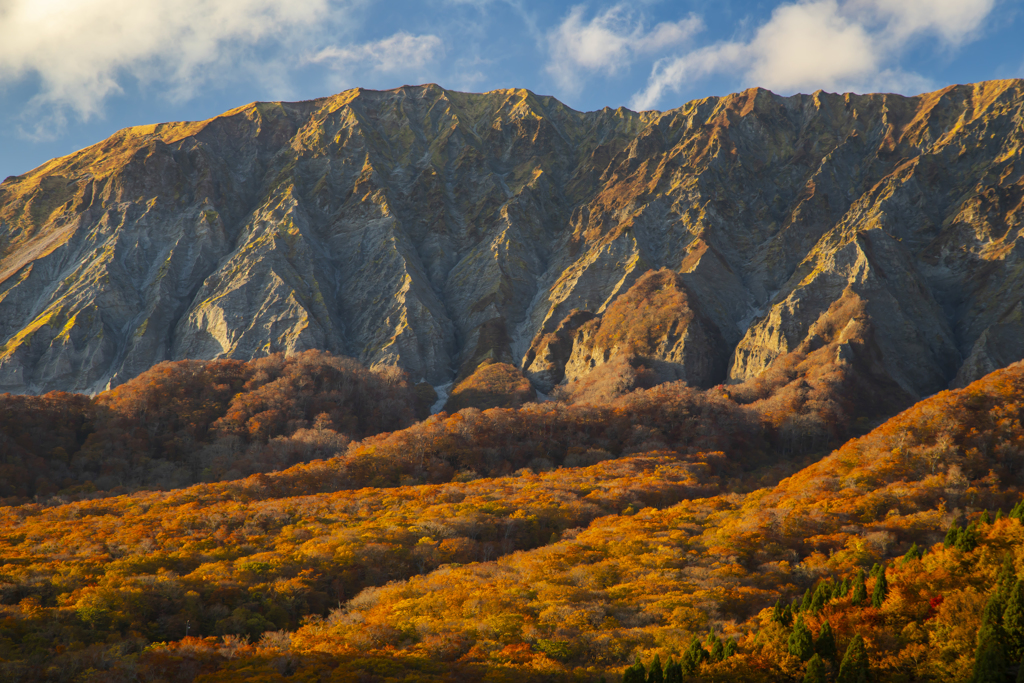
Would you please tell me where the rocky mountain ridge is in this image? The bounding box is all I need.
[1,80,1023,399]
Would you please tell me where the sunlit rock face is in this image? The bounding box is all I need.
[1,80,1023,396]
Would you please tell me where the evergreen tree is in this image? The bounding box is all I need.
[680,650,697,678]
[837,634,870,683]
[690,636,709,665]
[852,570,867,606]
[981,510,992,524]
[900,543,921,565]
[997,554,1017,603]
[723,639,738,659]
[996,509,1004,522]
[1010,499,1024,521]
[789,615,816,662]
[648,654,664,683]
[804,654,828,683]
[682,636,707,676]
[623,661,646,683]
[1004,579,1024,662]
[972,586,1009,683]
[871,569,888,609]
[983,588,1007,629]
[811,583,831,614]
[946,523,962,547]
[710,638,725,663]
[708,630,724,663]
[838,577,850,598]
[816,621,838,662]
[957,522,979,553]
[664,658,683,683]
[972,623,1007,683]
[801,588,814,612]
[772,599,785,624]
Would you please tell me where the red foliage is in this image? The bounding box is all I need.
[927,595,944,619]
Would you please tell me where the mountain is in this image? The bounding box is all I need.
[1,81,1023,400]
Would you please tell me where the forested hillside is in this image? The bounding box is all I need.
[3,322,900,506]
[2,357,1024,682]
[0,351,423,501]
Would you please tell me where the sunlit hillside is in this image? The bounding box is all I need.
[2,359,1024,682]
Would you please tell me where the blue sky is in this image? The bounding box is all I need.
[1,0,1021,180]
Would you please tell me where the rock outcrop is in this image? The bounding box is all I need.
[559,269,726,390]
[1,81,1023,398]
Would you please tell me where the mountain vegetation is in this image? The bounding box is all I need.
[3,320,897,504]
[0,351,420,501]
[1,354,1024,682]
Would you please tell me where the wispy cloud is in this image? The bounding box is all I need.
[859,0,995,45]
[547,4,703,95]
[0,0,338,139]
[630,0,997,111]
[444,0,543,41]
[311,32,445,75]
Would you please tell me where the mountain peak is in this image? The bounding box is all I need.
[1,80,1023,399]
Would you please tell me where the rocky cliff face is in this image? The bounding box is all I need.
[1,81,1023,397]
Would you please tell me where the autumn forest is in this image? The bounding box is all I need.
[0,343,1021,683]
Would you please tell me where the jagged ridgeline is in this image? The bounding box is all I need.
[1,81,1023,396]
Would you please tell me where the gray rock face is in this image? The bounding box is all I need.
[1,81,1023,397]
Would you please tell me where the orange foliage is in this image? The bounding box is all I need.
[0,351,420,501]
[445,362,537,412]
[4,354,1024,682]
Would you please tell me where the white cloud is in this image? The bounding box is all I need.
[745,1,877,92]
[0,0,335,137]
[858,0,996,45]
[629,0,998,111]
[547,4,702,94]
[311,33,445,74]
